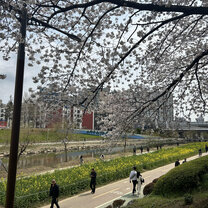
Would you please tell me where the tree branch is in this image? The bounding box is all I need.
[195,62,206,113]
[29,17,81,42]
[80,13,188,108]
[127,49,208,122]
[63,5,119,91]
[43,0,208,22]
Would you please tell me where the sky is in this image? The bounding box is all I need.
[0,52,39,104]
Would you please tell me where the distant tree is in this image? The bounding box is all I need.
[18,129,31,162]
[55,116,76,162]
[5,96,13,128]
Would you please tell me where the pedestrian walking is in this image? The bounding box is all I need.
[129,166,137,195]
[136,171,144,195]
[175,159,180,167]
[49,179,60,208]
[147,146,149,153]
[100,154,105,160]
[182,158,187,163]
[140,146,143,154]
[156,145,159,150]
[90,168,97,194]
[133,145,136,155]
[199,148,202,157]
[205,145,208,153]
[80,155,84,165]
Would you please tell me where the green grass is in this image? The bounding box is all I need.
[0,142,207,208]
[153,156,208,196]
[0,128,103,143]
[125,192,208,208]
[125,155,208,208]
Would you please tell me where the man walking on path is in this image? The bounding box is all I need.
[175,159,180,167]
[41,152,208,208]
[140,146,143,154]
[129,166,138,195]
[49,179,60,208]
[133,145,136,155]
[90,168,97,194]
[182,158,187,163]
[199,148,202,157]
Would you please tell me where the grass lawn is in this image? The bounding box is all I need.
[125,155,208,208]
[125,192,208,208]
[0,128,103,143]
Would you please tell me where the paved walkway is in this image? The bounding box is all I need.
[42,153,208,208]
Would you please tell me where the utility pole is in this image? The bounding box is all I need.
[5,4,27,208]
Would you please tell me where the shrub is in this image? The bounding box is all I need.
[143,178,159,195]
[143,182,155,195]
[184,193,193,205]
[153,156,208,196]
[112,199,125,208]
[1,142,207,207]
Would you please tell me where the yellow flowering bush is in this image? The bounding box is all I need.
[0,142,206,207]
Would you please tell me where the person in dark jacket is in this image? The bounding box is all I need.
[133,145,136,155]
[199,148,202,157]
[182,158,187,163]
[175,159,180,167]
[140,146,143,154]
[49,179,60,208]
[205,144,208,153]
[90,168,97,194]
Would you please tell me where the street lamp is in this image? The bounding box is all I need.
[5,3,27,208]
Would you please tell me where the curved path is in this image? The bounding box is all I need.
[41,152,208,208]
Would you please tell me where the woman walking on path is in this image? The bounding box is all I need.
[137,171,143,195]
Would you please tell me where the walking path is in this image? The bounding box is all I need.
[41,152,208,208]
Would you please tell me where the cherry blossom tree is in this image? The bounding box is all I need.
[1,0,208,206]
[0,74,6,79]
[1,0,208,119]
[97,85,174,138]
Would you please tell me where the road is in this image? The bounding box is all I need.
[41,153,208,208]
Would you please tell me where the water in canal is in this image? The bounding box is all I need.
[3,145,135,169]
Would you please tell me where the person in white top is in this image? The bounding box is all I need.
[137,171,142,195]
[129,166,137,195]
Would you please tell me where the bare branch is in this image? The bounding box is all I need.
[195,62,206,113]
[127,49,208,122]
[29,17,81,42]
[63,5,119,91]
[80,13,188,108]
[42,0,208,22]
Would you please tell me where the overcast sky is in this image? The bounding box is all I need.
[0,52,39,104]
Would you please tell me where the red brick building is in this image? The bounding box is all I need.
[0,121,7,128]
[70,106,94,130]
[82,111,94,130]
